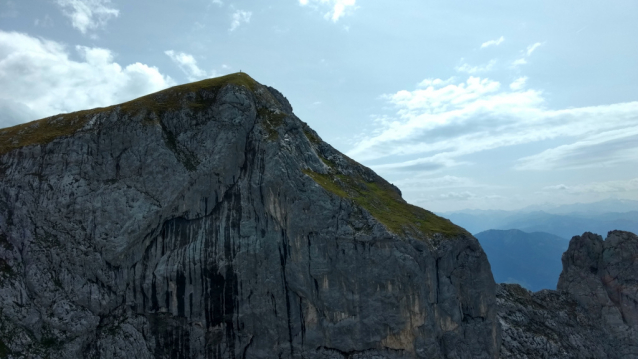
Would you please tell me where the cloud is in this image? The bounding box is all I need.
[481,36,504,49]
[509,76,527,90]
[511,42,543,67]
[34,14,54,27]
[393,175,475,189]
[55,0,119,34]
[438,191,477,200]
[230,9,251,31]
[165,50,215,81]
[544,178,638,194]
[516,125,638,170]
[455,59,496,74]
[512,58,527,66]
[0,31,175,128]
[417,77,455,88]
[526,42,543,56]
[211,0,223,5]
[299,0,356,22]
[347,74,638,172]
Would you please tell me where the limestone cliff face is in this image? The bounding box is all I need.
[497,230,638,358]
[0,73,499,358]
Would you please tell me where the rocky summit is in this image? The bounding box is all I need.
[0,73,499,358]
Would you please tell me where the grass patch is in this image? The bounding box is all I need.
[303,169,466,239]
[0,72,258,156]
[259,108,287,140]
[117,72,258,116]
[0,110,96,156]
[303,129,321,145]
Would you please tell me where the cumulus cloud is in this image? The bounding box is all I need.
[455,59,496,74]
[347,74,638,172]
[165,50,216,81]
[481,36,504,49]
[299,0,356,22]
[230,9,251,31]
[0,31,175,128]
[55,0,119,34]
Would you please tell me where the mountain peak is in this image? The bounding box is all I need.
[0,74,497,357]
[0,72,267,156]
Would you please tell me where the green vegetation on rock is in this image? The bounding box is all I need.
[118,72,257,115]
[303,169,466,239]
[303,129,321,145]
[0,72,258,156]
[258,108,287,140]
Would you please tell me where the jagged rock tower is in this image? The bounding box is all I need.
[0,73,499,358]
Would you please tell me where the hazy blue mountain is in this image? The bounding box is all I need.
[440,206,638,239]
[500,211,638,239]
[475,229,569,291]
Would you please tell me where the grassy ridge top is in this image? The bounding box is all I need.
[303,168,467,239]
[0,72,257,156]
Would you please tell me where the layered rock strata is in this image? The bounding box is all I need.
[497,230,638,358]
[0,73,499,358]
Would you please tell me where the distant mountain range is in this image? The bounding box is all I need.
[439,199,638,238]
[475,229,569,291]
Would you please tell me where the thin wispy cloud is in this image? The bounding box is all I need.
[456,59,496,74]
[481,36,504,49]
[348,75,638,174]
[34,15,54,27]
[0,31,175,127]
[165,50,215,81]
[512,42,544,67]
[55,0,119,34]
[299,0,357,22]
[526,42,543,56]
[509,76,527,90]
[544,178,638,194]
[516,125,638,170]
[230,9,252,31]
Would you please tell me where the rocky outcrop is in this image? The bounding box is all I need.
[497,230,638,358]
[0,73,499,358]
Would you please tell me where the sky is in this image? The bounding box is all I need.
[1,0,637,212]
